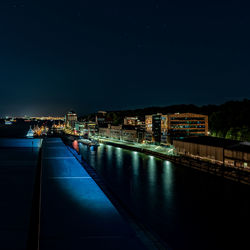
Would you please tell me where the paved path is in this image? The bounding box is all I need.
[40,138,146,250]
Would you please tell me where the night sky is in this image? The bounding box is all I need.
[0,0,249,116]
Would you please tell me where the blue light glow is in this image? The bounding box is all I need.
[44,142,119,215]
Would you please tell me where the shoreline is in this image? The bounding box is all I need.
[97,138,250,186]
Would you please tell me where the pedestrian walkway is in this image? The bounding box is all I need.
[39,138,146,250]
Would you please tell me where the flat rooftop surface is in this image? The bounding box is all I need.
[40,138,146,250]
[175,136,239,147]
[226,142,250,153]
[0,138,41,250]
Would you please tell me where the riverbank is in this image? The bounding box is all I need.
[96,137,250,185]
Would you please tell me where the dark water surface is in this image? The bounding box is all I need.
[78,142,250,250]
[0,123,31,137]
[0,121,54,138]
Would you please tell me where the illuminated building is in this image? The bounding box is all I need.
[74,121,98,137]
[145,114,167,133]
[124,117,144,126]
[145,113,207,143]
[98,124,140,143]
[224,142,250,168]
[168,113,208,137]
[173,136,250,168]
[110,125,122,140]
[65,111,77,129]
[161,115,168,133]
[98,126,110,138]
[152,114,161,144]
[74,121,86,134]
[87,122,98,136]
[145,114,168,143]
[145,115,153,133]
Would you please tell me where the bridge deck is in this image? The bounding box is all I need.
[40,138,146,250]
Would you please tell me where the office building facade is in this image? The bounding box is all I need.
[168,113,208,137]
[65,111,77,129]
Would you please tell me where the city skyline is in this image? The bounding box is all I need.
[0,0,249,116]
[0,97,249,117]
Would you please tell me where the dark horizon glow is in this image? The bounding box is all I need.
[0,0,249,116]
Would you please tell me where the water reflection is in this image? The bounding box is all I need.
[72,140,79,152]
[89,149,96,168]
[162,161,174,208]
[115,147,123,179]
[132,151,139,176]
[106,145,113,167]
[97,143,104,158]
[148,156,156,182]
[77,142,250,250]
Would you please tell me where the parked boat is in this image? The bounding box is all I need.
[78,138,99,149]
[4,120,12,125]
[26,126,34,138]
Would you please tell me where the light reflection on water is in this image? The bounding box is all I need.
[132,151,139,176]
[78,143,250,250]
[115,147,123,179]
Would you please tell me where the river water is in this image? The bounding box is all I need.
[78,142,250,250]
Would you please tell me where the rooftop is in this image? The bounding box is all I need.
[175,136,239,148]
[226,142,250,153]
[175,136,250,153]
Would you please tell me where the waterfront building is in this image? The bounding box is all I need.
[161,115,168,133]
[144,132,153,143]
[98,125,110,138]
[74,121,86,134]
[145,114,168,144]
[124,117,144,126]
[161,133,169,145]
[121,125,138,142]
[87,122,98,136]
[145,114,167,133]
[145,114,160,143]
[168,113,208,137]
[224,142,250,168]
[145,115,153,133]
[98,124,140,143]
[65,111,77,129]
[173,136,250,168]
[136,126,145,143]
[152,114,161,144]
[74,121,98,137]
[110,125,122,140]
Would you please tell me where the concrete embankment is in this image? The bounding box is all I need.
[98,139,250,185]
